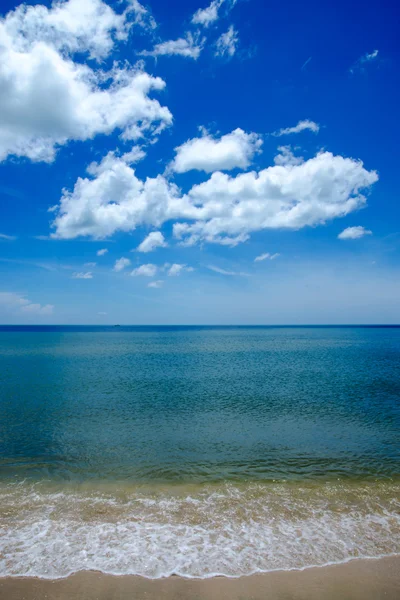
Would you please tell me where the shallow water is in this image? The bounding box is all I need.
[0,326,399,577]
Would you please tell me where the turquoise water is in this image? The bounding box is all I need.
[0,326,399,578]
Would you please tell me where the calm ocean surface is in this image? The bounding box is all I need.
[0,326,399,578]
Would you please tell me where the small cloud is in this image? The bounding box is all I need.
[273,120,320,136]
[121,146,146,164]
[192,0,223,27]
[97,248,108,256]
[0,233,16,240]
[167,263,194,276]
[148,280,163,288]
[137,231,167,253]
[98,311,107,315]
[171,128,262,174]
[215,25,238,58]
[72,272,93,279]
[131,264,158,277]
[84,262,97,267]
[274,146,303,166]
[254,253,280,262]
[364,49,379,61]
[338,226,372,240]
[113,257,131,272]
[350,49,379,74]
[139,32,204,59]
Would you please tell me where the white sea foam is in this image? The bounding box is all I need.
[0,481,399,579]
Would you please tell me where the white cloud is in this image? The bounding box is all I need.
[87,149,145,178]
[113,257,131,271]
[215,25,238,58]
[171,128,262,173]
[139,32,204,59]
[72,271,93,278]
[0,292,54,315]
[137,231,167,252]
[130,262,193,277]
[254,253,280,262]
[192,0,223,27]
[274,120,320,136]
[207,265,249,276]
[274,146,303,166]
[148,280,163,288]
[97,248,108,256]
[121,146,146,164]
[84,262,97,267]
[52,152,186,240]
[167,263,193,276]
[3,0,127,61]
[0,0,172,162]
[173,152,378,246]
[127,0,157,31]
[131,263,158,277]
[350,49,379,73]
[52,150,378,247]
[338,226,373,240]
[0,233,16,240]
[364,49,379,61]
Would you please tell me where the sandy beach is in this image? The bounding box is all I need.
[0,556,399,600]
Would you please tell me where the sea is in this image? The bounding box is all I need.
[0,325,399,579]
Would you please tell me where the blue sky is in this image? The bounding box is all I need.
[0,0,399,324]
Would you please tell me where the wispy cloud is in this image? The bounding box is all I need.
[301,56,312,70]
[0,233,16,240]
[192,0,223,27]
[254,253,280,262]
[166,263,194,276]
[273,120,320,136]
[97,249,108,256]
[207,265,249,276]
[0,185,26,200]
[0,257,58,271]
[215,25,238,58]
[131,263,194,278]
[139,33,204,59]
[148,280,163,288]
[350,49,379,74]
[72,272,93,279]
[192,0,237,28]
[0,292,54,315]
[113,257,131,272]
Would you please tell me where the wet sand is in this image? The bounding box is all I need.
[0,556,399,600]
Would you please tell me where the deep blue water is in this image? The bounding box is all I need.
[0,325,399,482]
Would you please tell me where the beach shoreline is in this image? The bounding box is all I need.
[1,556,399,600]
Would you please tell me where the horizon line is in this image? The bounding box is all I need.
[1,324,400,328]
